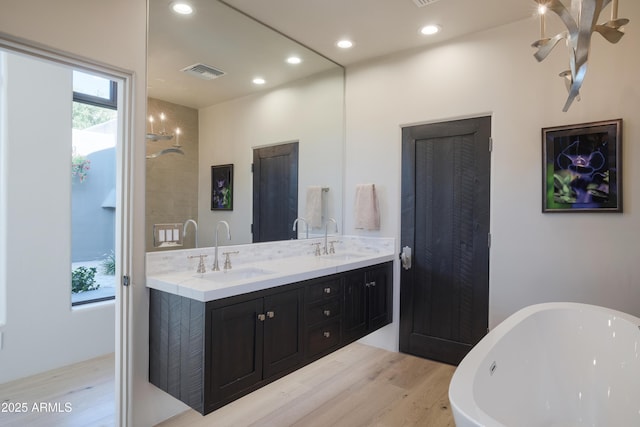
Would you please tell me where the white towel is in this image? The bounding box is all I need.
[354,184,380,230]
[306,186,323,228]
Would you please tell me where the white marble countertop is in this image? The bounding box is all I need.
[146,236,395,302]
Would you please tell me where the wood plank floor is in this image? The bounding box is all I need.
[0,344,456,427]
[158,343,456,427]
[0,353,114,427]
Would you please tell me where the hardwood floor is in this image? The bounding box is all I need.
[157,343,456,427]
[0,353,114,427]
[0,344,456,427]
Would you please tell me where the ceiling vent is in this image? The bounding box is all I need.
[412,0,441,7]
[181,63,225,80]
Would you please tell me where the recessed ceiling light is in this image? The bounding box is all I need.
[420,24,441,35]
[171,2,194,15]
[286,56,302,65]
[337,40,353,49]
[253,77,266,85]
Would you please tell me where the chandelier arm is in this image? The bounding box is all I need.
[594,24,625,43]
[547,0,579,35]
[533,32,568,62]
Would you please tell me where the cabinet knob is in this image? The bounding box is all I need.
[323,331,331,338]
[323,309,331,317]
[257,314,266,321]
[266,311,275,319]
[324,287,331,294]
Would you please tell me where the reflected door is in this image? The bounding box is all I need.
[252,142,299,242]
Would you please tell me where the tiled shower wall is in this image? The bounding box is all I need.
[146,98,199,251]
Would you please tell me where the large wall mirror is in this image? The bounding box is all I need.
[146,0,345,251]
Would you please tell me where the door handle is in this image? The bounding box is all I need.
[400,246,412,270]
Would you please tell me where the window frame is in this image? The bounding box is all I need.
[71,71,118,307]
[73,79,117,110]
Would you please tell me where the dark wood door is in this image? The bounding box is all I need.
[209,298,263,403]
[399,116,490,365]
[253,142,299,243]
[263,288,304,379]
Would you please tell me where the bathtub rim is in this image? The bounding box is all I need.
[448,302,640,427]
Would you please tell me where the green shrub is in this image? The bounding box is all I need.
[72,266,100,293]
[101,251,116,275]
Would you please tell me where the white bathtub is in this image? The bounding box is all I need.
[449,302,640,427]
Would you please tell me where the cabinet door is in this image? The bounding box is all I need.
[366,263,392,331]
[209,298,263,403]
[343,270,367,341]
[263,288,304,379]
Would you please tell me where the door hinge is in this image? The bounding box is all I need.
[251,163,254,173]
[488,233,492,248]
[489,137,493,152]
[123,275,130,287]
[250,223,254,234]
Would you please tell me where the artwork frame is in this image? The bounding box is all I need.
[542,119,622,213]
[211,164,233,211]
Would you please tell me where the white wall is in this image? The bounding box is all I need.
[2,1,638,425]
[347,3,640,351]
[0,53,117,384]
[198,68,344,246]
[0,1,187,425]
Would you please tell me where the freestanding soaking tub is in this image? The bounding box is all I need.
[449,302,640,427]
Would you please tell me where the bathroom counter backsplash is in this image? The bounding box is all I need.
[146,236,395,302]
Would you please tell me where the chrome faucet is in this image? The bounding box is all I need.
[188,254,207,273]
[292,217,309,239]
[323,218,337,255]
[183,219,198,248]
[213,220,231,271]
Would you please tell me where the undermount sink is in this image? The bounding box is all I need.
[320,252,368,261]
[194,267,276,282]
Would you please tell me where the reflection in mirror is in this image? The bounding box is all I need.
[146,0,345,251]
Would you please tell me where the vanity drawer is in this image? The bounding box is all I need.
[306,299,341,326]
[306,278,342,303]
[306,320,341,358]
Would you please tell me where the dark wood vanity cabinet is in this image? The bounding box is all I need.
[343,263,393,342]
[149,261,392,415]
[304,276,343,360]
[208,287,304,408]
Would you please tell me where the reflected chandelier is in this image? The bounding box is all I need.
[532,0,630,111]
[146,112,185,159]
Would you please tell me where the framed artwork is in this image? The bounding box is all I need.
[542,119,622,213]
[211,164,233,210]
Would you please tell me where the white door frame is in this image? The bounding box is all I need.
[0,33,133,426]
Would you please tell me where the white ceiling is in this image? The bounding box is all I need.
[223,0,536,66]
[148,0,536,109]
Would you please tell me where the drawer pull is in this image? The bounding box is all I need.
[323,309,331,317]
[324,287,331,294]
[266,311,275,319]
[366,281,377,288]
[323,331,331,338]
[257,314,266,321]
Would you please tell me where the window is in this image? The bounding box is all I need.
[71,70,118,306]
[72,70,117,108]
